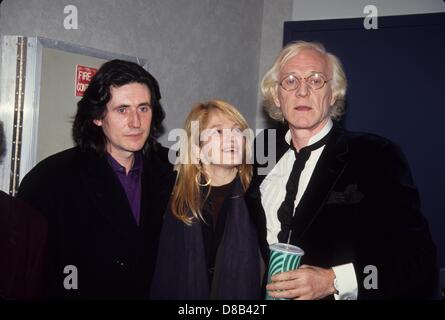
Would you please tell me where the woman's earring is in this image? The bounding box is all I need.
[195,170,211,187]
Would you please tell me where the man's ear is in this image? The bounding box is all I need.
[93,119,102,127]
[330,89,337,106]
[272,87,281,108]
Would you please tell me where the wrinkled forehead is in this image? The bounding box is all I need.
[280,48,332,77]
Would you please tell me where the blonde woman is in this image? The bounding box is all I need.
[150,100,262,299]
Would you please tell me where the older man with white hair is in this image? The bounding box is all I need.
[246,41,437,300]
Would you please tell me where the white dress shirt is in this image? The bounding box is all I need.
[260,119,358,300]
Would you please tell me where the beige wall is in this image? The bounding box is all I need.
[37,47,106,162]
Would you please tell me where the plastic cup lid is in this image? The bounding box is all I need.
[269,243,304,256]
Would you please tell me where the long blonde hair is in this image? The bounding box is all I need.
[171,99,252,225]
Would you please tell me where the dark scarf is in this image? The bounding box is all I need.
[150,176,262,300]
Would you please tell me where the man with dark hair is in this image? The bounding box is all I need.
[18,60,174,299]
[0,121,47,299]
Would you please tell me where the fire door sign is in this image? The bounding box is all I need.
[75,65,97,97]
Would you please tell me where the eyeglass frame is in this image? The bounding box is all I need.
[277,72,331,92]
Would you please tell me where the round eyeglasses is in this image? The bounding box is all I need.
[278,72,330,91]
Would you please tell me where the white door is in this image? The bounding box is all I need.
[0,36,147,195]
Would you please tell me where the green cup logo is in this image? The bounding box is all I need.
[266,243,304,300]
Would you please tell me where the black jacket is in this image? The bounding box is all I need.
[0,191,47,299]
[246,123,437,299]
[18,145,174,299]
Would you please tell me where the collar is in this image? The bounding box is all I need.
[285,118,333,147]
[106,152,143,175]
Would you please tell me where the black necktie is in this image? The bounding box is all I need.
[277,131,331,243]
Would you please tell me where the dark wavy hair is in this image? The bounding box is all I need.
[0,121,6,164]
[73,59,165,154]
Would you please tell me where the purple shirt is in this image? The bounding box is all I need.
[107,152,143,225]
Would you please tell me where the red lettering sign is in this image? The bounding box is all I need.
[75,65,97,97]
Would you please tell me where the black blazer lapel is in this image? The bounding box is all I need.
[79,150,138,237]
[247,126,289,208]
[252,126,289,187]
[290,125,349,243]
[246,125,289,260]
